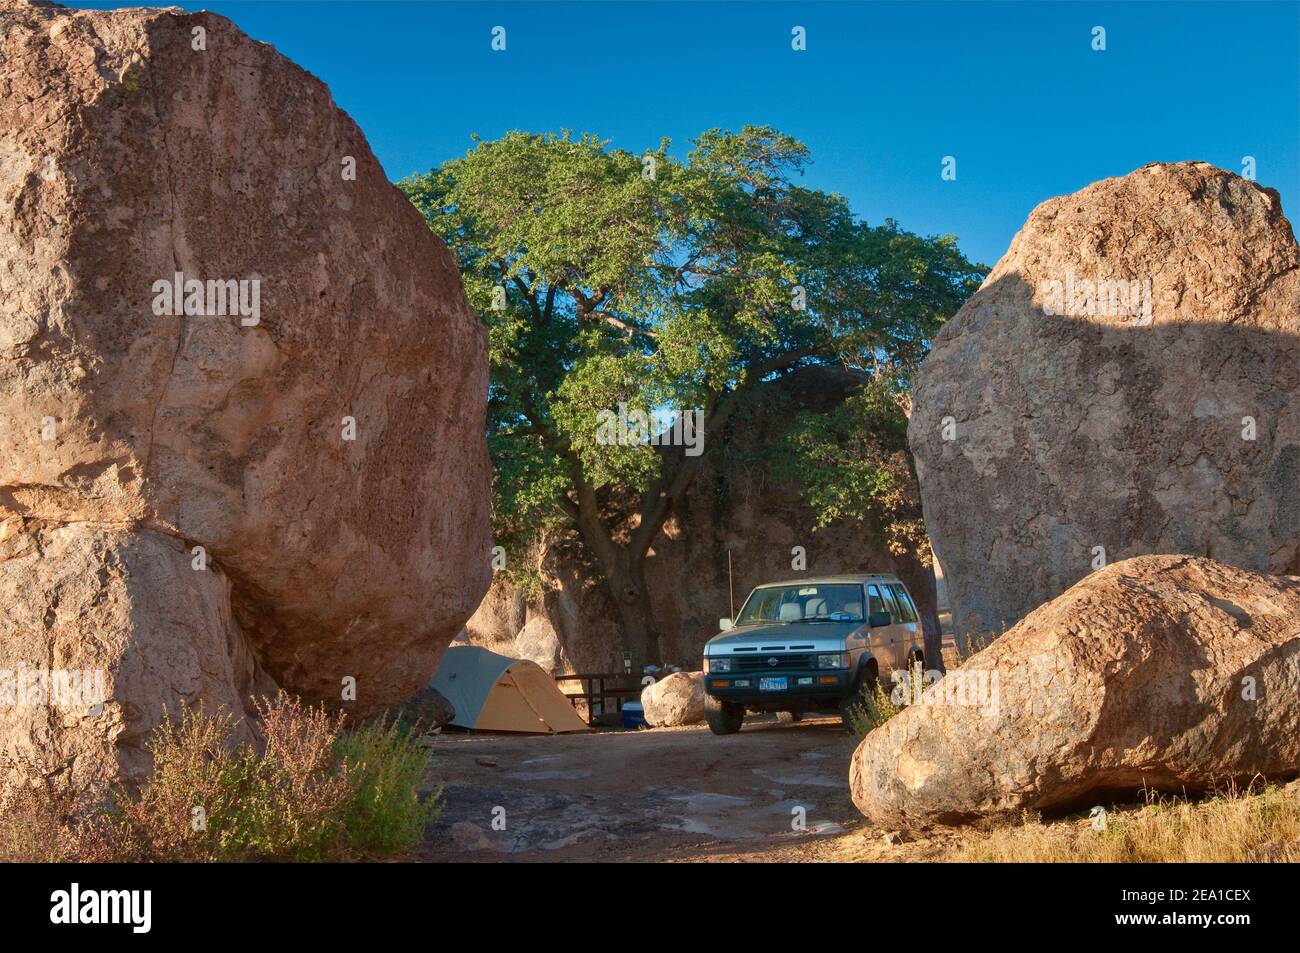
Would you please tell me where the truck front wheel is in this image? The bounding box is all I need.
[705,694,745,735]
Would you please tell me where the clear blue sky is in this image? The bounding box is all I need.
[71,1,1299,267]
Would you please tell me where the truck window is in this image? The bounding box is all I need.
[878,584,901,621]
[867,584,887,617]
[735,583,866,625]
[890,584,918,623]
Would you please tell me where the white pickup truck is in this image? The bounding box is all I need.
[701,574,926,734]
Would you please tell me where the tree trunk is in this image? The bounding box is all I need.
[602,549,656,674]
[920,563,945,673]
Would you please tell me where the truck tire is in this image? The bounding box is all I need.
[776,711,802,724]
[705,694,745,735]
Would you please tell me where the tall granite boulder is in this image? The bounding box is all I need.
[909,162,1300,638]
[851,555,1300,827]
[0,2,490,789]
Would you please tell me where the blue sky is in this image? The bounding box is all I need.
[71,1,1299,267]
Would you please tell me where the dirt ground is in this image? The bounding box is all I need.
[416,715,967,862]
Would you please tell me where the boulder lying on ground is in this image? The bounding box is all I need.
[0,1,489,789]
[851,556,1300,828]
[641,672,706,727]
[513,616,567,675]
[909,162,1300,638]
[397,686,457,732]
[0,520,277,791]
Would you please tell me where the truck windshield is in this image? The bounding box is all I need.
[734,584,865,625]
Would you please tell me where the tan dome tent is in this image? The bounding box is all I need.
[430,646,591,734]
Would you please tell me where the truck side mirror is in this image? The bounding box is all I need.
[719,618,734,631]
[868,611,892,628]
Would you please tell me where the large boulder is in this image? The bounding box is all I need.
[513,615,567,675]
[909,162,1300,638]
[0,519,276,790]
[463,577,528,656]
[850,555,1300,828]
[641,671,706,727]
[0,2,490,788]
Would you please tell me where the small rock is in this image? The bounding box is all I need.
[514,615,565,674]
[882,830,910,846]
[447,822,502,852]
[641,672,706,727]
[475,756,499,768]
[399,686,457,731]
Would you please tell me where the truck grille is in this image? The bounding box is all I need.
[732,653,814,671]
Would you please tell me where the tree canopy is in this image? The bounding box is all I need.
[400,125,986,664]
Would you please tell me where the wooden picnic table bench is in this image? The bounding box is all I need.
[554,672,642,726]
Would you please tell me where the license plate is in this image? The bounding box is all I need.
[759,676,788,692]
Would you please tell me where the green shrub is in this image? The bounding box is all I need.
[335,717,442,854]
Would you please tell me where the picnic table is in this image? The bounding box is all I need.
[554,672,643,726]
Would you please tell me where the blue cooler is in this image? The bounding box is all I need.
[621,701,648,730]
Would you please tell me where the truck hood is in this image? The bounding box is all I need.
[705,621,860,655]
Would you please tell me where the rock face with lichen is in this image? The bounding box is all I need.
[851,555,1300,828]
[909,162,1300,639]
[0,1,490,791]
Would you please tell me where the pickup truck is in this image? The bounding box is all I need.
[701,574,926,734]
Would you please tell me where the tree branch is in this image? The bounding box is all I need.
[625,345,827,560]
[512,275,542,323]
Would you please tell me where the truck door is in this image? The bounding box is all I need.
[846,584,869,667]
[890,583,922,667]
[866,584,900,674]
[877,585,909,673]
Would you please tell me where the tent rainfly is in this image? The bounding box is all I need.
[430,646,591,734]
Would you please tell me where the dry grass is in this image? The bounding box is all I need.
[0,784,119,863]
[941,629,1300,863]
[111,696,359,861]
[956,783,1300,863]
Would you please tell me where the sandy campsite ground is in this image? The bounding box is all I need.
[416,715,967,863]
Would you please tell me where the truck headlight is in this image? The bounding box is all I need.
[705,656,732,673]
[817,653,847,669]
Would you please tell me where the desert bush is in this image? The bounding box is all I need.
[956,783,1300,863]
[117,695,355,861]
[336,717,442,854]
[0,783,117,863]
[844,677,903,739]
[0,694,437,862]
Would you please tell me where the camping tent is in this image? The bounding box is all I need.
[430,646,590,734]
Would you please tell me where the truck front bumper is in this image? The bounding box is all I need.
[704,669,851,709]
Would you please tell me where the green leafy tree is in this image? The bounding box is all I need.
[401,126,985,668]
